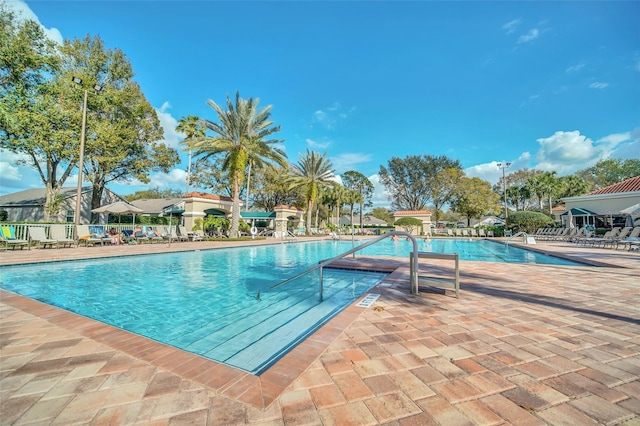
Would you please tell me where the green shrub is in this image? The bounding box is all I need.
[508,211,554,234]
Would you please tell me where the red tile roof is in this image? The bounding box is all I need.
[586,175,640,195]
[183,192,234,202]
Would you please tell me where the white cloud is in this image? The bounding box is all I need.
[566,63,585,73]
[330,152,373,174]
[368,174,392,210]
[517,28,539,44]
[155,102,183,149]
[0,149,44,195]
[465,152,532,185]
[6,0,63,45]
[306,138,331,150]
[502,19,521,34]
[589,82,609,89]
[311,102,354,130]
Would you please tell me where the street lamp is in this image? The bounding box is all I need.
[72,77,102,238]
[497,161,511,231]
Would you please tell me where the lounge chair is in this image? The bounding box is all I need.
[142,226,163,243]
[603,226,634,249]
[180,226,203,242]
[28,226,59,249]
[615,227,640,250]
[174,226,189,242]
[76,225,110,246]
[162,226,182,242]
[0,225,29,250]
[49,224,77,248]
[478,229,486,238]
[455,229,462,237]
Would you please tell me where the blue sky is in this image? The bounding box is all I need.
[2,0,639,208]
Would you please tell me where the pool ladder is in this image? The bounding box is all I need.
[270,231,420,301]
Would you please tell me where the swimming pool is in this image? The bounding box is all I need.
[0,243,387,374]
[343,237,583,266]
[0,238,580,374]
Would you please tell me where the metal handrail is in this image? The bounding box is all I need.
[270,231,419,300]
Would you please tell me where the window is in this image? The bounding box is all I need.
[66,210,74,223]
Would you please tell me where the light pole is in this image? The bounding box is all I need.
[497,161,511,231]
[72,77,102,238]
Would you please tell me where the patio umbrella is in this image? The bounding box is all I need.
[566,209,575,229]
[91,201,144,226]
[620,202,640,215]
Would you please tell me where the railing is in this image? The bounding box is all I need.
[270,231,420,300]
[505,231,536,245]
[0,223,136,241]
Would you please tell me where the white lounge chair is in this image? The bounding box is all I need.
[28,226,59,249]
[50,224,77,248]
[76,225,111,246]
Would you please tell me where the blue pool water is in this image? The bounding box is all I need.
[344,237,583,266]
[0,238,580,374]
[1,243,386,374]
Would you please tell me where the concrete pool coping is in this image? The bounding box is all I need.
[1,237,639,424]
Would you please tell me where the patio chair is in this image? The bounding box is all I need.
[181,226,203,242]
[76,225,110,246]
[162,226,179,242]
[603,226,634,249]
[615,226,640,250]
[172,226,189,242]
[28,226,59,249]
[0,225,29,250]
[478,229,487,238]
[142,226,163,243]
[49,224,77,248]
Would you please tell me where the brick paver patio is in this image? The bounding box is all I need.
[1,237,639,425]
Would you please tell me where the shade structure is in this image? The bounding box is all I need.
[91,201,144,226]
[91,201,144,215]
[620,202,640,215]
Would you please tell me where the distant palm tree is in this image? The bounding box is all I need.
[288,150,336,235]
[176,115,205,194]
[184,92,286,238]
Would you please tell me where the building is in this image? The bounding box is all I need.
[392,210,433,235]
[559,175,640,228]
[0,187,121,223]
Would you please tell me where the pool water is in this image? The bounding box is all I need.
[1,243,386,374]
[0,238,581,374]
[344,237,583,266]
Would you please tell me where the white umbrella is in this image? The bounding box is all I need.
[566,209,575,229]
[620,202,640,215]
[92,201,144,226]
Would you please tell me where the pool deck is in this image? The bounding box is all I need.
[1,237,639,425]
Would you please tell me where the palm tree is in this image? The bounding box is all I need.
[287,150,336,235]
[176,115,206,194]
[344,188,363,235]
[184,92,286,238]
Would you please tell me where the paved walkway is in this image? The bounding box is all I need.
[1,238,639,425]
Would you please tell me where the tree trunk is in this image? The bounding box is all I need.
[306,200,313,235]
[91,183,103,224]
[230,170,241,238]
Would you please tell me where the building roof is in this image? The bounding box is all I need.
[0,186,98,207]
[561,207,598,216]
[129,198,183,215]
[586,175,640,195]
[183,192,234,202]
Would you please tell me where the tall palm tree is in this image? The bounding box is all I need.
[287,150,336,235]
[184,92,286,238]
[176,115,206,194]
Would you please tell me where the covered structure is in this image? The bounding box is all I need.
[560,175,640,229]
